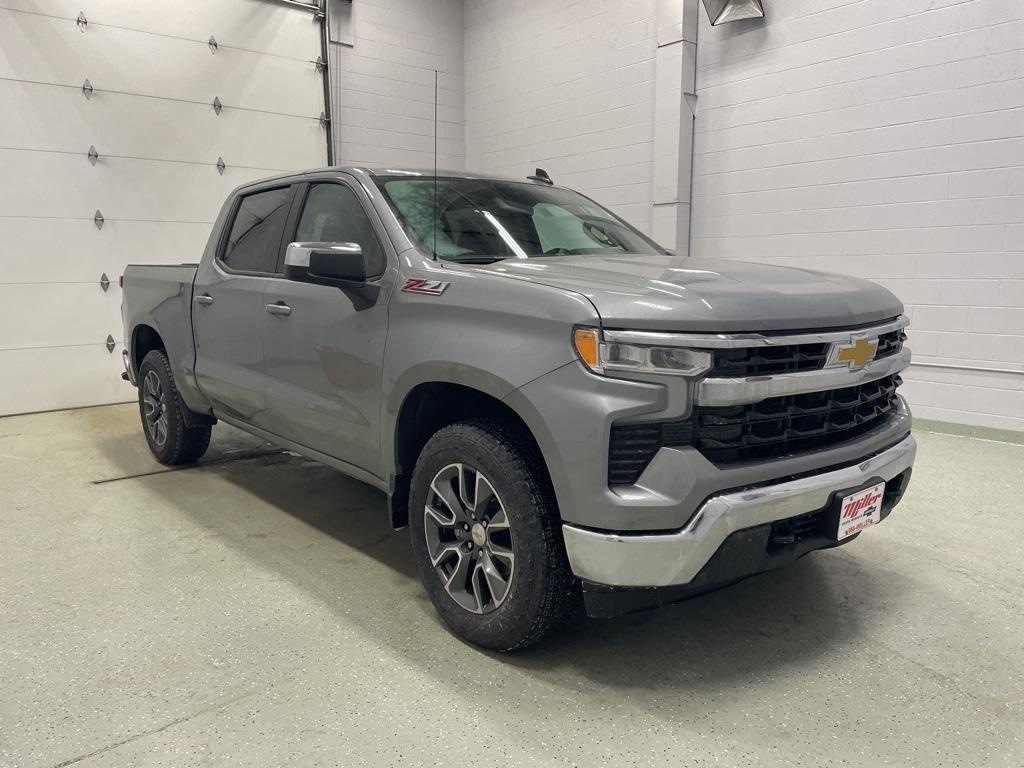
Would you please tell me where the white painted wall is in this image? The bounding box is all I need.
[6,0,1020,431]
[0,0,327,416]
[464,0,665,236]
[329,0,465,170]
[692,0,1024,432]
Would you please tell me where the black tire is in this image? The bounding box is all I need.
[137,349,212,465]
[409,418,576,651]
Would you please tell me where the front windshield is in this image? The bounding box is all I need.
[376,175,664,263]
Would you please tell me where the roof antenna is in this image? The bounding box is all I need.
[433,69,438,259]
[528,167,553,185]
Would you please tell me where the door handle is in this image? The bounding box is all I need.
[265,302,292,317]
[194,294,214,306]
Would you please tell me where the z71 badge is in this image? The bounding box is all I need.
[401,278,450,296]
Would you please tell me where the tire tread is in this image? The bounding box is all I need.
[411,417,576,651]
[139,350,212,465]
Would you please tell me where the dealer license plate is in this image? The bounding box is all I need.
[837,481,885,540]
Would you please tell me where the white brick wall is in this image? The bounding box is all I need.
[329,0,465,170]
[464,0,662,234]
[692,0,1024,432]
[331,0,1021,432]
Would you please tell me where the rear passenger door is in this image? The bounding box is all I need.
[192,185,294,422]
[257,176,394,478]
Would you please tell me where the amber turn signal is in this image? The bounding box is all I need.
[573,327,600,369]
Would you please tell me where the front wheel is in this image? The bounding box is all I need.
[409,419,575,651]
[137,349,212,465]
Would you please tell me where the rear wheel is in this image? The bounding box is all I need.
[409,419,575,651]
[138,349,212,465]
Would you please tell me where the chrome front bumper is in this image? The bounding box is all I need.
[562,434,917,588]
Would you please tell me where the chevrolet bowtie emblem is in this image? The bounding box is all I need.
[833,337,878,369]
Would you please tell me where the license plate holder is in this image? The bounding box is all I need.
[835,481,886,541]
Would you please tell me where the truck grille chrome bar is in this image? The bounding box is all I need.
[602,315,909,350]
[695,347,910,407]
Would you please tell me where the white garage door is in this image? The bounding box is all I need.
[0,0,328,416]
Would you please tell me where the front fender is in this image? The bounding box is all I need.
[503,362,665,527]
[380,257,601,487]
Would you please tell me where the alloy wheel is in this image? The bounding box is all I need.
[142,369,169,447]
[423,463,515,614]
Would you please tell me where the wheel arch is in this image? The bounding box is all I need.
[131,323,166,374]
[388,380,556,530]
[130,321,214,427]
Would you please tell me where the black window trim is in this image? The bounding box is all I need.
[275,174,389,279]
[216,183,297,278]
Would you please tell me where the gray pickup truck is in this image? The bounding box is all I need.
[121,166,916,650]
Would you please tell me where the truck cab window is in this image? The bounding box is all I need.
[296,183,385,276]
[222,187,290,274]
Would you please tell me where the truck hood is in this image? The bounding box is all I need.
[478,254,903,332]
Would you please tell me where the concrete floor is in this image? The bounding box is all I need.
[1,404,1022,768]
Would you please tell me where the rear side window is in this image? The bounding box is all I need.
[222,187,290,273]
[296,183,386,276]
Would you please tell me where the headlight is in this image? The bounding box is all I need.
[572,327,711,377]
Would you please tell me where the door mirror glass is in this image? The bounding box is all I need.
[285,242,367,286]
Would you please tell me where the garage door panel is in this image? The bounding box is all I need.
[0,82,325,171]
[2,0,325,416]
[0,344,132,416]
[2,0,320,60]
[0,151,282,221]
[0,285,122,351]
[0,9,323,116]
[0,220,213,284]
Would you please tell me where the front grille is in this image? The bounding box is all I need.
[693,375,901,465]
[875,329,906,360]
[708,327,906,377]
[607,375,902,485]
[709,343,828,377]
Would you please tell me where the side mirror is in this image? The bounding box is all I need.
[285,242,367,286]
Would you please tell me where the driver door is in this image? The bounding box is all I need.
[257,176,394,478]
